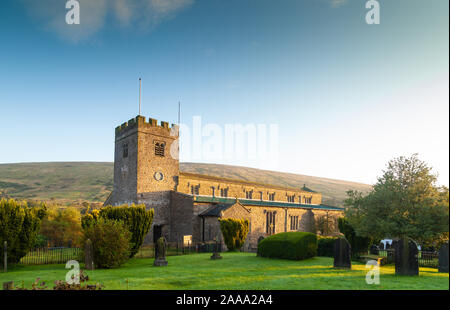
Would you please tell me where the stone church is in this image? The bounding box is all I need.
[104,115,343,249]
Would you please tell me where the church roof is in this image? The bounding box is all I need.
[179,172,318,194]
[193,196,343,211]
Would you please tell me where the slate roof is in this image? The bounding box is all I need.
[193,196,344,212]
[199,203,234,217]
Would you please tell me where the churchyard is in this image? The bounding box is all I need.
[0,252,448,290]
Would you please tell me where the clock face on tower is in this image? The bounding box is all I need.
[154,171,164,181]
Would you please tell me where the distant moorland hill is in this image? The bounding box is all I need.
[0,162,372,206]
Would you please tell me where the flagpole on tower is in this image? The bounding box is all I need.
[139,78,142,116]
[178,101,181,125]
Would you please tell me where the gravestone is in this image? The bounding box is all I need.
[370,244,380,255]
[154,237,168,266]
[333,237,351,269]
[2,281,13,290]
[438,242,449,273]
[210,239,222,260]
[84,239,94,270]
[393,238,419,276]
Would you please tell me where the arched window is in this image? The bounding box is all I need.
[155,142,165,157]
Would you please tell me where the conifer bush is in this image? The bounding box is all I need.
[218,218,249,251]
[0,199,45,264]
[81,204,154,257]
[257,232,317,260]
[81,218,131,269]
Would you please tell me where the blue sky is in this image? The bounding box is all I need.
[0,0,448,186]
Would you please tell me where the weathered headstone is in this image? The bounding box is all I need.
[333,237,351,269]
[2,281,13,290]
[154,237,168,266]
[210,239,222,260]
[393,238,419,276]
[84,239,94,270]
[370,244,380,255]
[438,242,449,273]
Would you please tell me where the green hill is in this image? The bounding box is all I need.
[0,162,372,206]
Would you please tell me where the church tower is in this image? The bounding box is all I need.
[109,115,179,205]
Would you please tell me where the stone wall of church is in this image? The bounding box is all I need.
[213,205,343,250]
[178,173,322,205]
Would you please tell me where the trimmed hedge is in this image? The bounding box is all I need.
[257,232,317,260]
[317,236,338,257]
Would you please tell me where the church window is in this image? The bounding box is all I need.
[266,211,276,234]
[190,185,200,195]
[122,143,128,158]
[259,191,263,200]
[211,187,215,197]
[220,188,228,197]
[305,197,312,204]
[287,194,295,203]
[290,215,299,230]
[155,141,165,157]
[268,193,275,201]
[245,190,253,199]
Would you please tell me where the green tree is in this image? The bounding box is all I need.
[40,207,83,247]
[344,154,449,247]
[218,218,249,251]
[81,218,131,269]
[0,199,45,264]
[81,204,154,257]
[337,217,371,257]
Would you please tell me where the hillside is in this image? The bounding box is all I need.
[0,162,372,206]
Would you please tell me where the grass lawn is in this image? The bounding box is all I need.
[0,252,448,290]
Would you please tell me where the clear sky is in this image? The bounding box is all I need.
[0,0,448,186]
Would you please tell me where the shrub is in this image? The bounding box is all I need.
[317,236,338,257]
[81,218,131,269]
[257,232,317,260]
[0,199,44,264]
[82,204,154,257]
[338,218,371,257]
[218,218,249,251]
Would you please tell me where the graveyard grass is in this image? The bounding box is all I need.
[1,252,448,290]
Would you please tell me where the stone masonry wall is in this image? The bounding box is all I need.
[178,173,322,205]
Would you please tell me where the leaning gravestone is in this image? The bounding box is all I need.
[438,242,449,273]
[84,239,94,270]
[154,237,168,266]
[334,237,351,269]
[2,281,14,290]
[393,238,419,276]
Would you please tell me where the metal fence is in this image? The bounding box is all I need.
[135,241,221,259]
[19,247,82,265]
[378,249,439,268]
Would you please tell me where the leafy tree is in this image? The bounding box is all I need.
[0,199,45,264]
[82,204,154,257]
[344,154,449,247]
[40,207,83,247]
[338,217,371,257]
[218,218,249,251]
